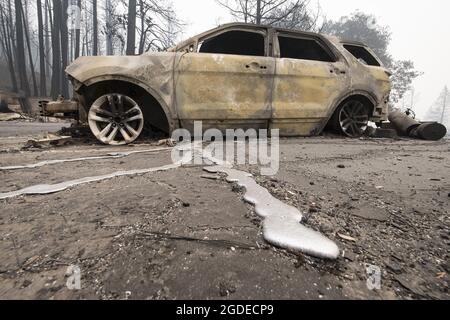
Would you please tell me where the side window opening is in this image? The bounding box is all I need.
[343,44,381,67]
[199,30,265,57]
[278,36,334,62]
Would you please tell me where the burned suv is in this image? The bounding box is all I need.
[66,23,391,145]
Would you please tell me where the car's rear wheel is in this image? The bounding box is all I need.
[88,94,144,145]
[332,99,370,138]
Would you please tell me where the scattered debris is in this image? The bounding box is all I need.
[337,234,357,242]
[23,134,72,149]
[138,232,255,250]
[201,174,221,180]
[365,126,398,139]
[389,110,447,141]
[0,113,27,122]
[373,128,398,139]
[157,139,176,147]
[436,272,446,279]
[39,99,79,120]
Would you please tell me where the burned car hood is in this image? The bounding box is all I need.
[66,52,177,87]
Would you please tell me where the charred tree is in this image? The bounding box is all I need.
[126,0,137,55]
[256,0,261,24]
[74,0,81,59]
[14,0,31,107]
[50,0,61,100]
[105,0,114,55]
[93,0,98,56]
[37,0,47,96]
[44,0,51,80]
[0,2,18,91]
[60,0,69,98]
[21,3,38,97]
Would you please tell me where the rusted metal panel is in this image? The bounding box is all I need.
[271,59,350,136]
[175,53,275,130]
[66,52,179,121]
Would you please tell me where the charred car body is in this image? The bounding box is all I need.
[66,23,392,145]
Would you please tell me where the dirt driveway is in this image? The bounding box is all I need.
[0,129,449,300]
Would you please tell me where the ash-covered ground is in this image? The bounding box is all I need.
[0,123,448,300]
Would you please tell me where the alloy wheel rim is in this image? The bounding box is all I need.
[339,101,369,138]
[88,94,144,145]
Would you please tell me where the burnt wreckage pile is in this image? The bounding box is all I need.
[387,110,447,141]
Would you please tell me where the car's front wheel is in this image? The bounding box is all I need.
[332,99,370,138]
[88,94,145,145]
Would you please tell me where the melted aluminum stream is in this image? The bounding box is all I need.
[202,149,340,260]
[0,163,180,200]
[0,148,172,171]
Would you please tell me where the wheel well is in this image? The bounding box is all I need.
[337,94,375,117]
[80,80,170,134]
[325,94,376,132]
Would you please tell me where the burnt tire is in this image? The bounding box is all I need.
[331,99,370,138]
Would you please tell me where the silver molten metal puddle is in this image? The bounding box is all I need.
[0,164,180,200]
[204,166,340,260]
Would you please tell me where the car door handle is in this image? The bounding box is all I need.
[246,62,267,70]
[330,68,347,74]
[331,67,346,74]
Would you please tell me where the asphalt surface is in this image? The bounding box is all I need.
[0,121,70,137]
[0,122,448,300]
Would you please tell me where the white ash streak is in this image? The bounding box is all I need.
[0,148,172,171]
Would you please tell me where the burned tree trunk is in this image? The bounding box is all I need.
[92,0,98,56]
[44,0,51,80]
[60,0,69,98]
[14,0,31,111]
[37,0,47,96]
[50,0,61,100]
[105,0,114,55]
[126,0,137,55]
[21,3,39,97]
[0,3,18,92]
[256,0,261,24]
[74,0,81,59]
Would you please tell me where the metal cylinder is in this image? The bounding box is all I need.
[388,110,420,136]
[411,123,447,141]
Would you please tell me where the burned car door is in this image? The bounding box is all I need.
[271,32,350,136]
[175,29,275,133]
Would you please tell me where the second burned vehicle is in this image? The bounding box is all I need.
[66,23,392,145]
